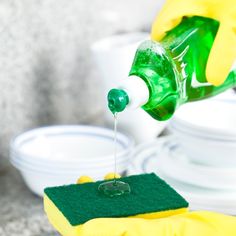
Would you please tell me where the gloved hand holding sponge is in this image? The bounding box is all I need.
[45,173,236,236]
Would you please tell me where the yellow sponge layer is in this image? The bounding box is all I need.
[44,195,188,236]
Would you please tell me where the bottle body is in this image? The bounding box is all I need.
[108,16,236,121]
[158,16,235,103]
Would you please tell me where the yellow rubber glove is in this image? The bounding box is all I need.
[151,0,236,86]
[80,211,236,236]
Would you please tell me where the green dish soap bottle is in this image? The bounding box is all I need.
[107,16,236,121]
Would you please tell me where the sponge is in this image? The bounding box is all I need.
[44,173,188,236]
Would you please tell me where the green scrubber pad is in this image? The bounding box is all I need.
[44,173,188,226]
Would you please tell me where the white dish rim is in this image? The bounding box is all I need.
[10,125,134,163]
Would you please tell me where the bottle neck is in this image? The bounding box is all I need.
[107,76,149,114]
[118,76,150,109]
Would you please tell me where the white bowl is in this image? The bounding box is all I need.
[169,127,236,167]
[169,98,236,166]
[171,98,236,140]
[10,152,128,173]
[10,125,134,196]
[11,125,132,164]
[19,167,126,197]
[15,160,129,197]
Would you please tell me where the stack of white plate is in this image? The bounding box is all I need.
[10,125,134,197]
[128,137,236,215]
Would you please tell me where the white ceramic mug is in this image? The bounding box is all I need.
[91,33,167,143]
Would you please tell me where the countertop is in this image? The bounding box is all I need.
[0,165,57,236]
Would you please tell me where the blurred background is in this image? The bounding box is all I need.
[0,0,164,167]
[1,1,236,236]
[0,0,163,235]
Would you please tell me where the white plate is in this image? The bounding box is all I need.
[162,175,236,215]
[158,141,236,190]
[128,136,236,214]
[128,137,169,174]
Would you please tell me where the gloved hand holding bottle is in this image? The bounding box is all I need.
[108,0,236,121]
[152,0,236,86]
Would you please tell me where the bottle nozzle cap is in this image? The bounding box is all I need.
[107,89,129,114]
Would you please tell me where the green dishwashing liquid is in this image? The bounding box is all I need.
[98,113,131,197]
[107,16,236,121]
